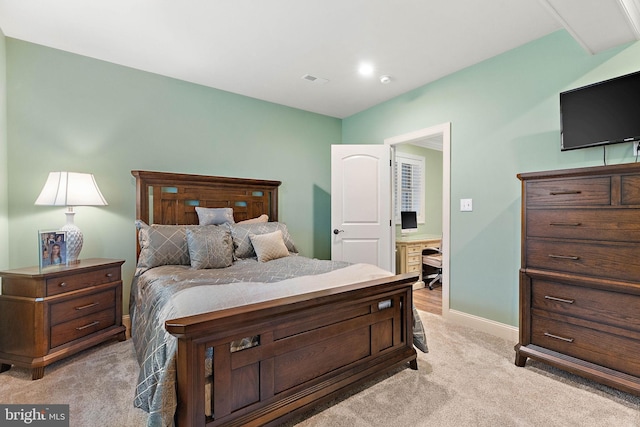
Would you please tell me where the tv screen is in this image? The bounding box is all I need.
[401,211,418,233]
[560,70,640,151]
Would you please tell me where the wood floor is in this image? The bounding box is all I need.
[414,283,442,315]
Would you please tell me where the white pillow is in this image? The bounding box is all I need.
[238,214,269,224]
[249,230,289,262]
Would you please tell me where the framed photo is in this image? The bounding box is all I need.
[39,230,67,270]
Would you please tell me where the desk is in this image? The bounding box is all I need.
[395,234,440,278]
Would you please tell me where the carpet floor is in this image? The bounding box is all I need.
[1,311,638,426]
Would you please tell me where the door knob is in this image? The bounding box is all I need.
[333,229,344,235]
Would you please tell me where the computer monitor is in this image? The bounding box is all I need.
[400,211,418,234]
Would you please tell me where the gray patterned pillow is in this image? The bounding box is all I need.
[135,220,190,268]
[250,230,289,262]
[230,222,297,259]
[195,207,235,225]
[186,226,233,269]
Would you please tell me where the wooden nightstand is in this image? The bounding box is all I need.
[0,258,126,379]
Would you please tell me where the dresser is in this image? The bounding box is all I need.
[395,235,440,278]
[0,258,126,379]
[515,163,640,395]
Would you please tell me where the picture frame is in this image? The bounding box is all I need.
[39,230,67,270]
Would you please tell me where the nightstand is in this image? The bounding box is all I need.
[0,258,126,379]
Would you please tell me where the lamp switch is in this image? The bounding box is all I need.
[460,198,473,212]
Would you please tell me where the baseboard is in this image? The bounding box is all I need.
[122,315,131,340]
[444,309,519,343]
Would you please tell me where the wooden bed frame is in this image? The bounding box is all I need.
[132,170,419,427]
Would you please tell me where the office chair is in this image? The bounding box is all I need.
[422,246,442,290]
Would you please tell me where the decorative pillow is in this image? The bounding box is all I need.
[237,214,269,224]
[249,230,289,262]
[195,207,235,226]
[185,226,233,269]
[135,220,190,268]
[230,222,298,259]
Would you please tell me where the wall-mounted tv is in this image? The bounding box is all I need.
[560,70,640,151]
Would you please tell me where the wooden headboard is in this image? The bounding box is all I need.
[131,170,281,225]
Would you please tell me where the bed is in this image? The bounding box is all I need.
[129,170,427,427]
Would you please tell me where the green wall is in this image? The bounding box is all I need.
[6,39,341,313]
[0,29,7,271]
[343,30,640,326]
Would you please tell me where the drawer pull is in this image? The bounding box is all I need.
[59,282,67,287]
[549,191,582,195]
[544,295,575,304]
[544,332,574,343]
[106,273,113,278]
[548,254,580,260]
[76,321,100,331]
[549,222,581,227]
[75,302,99,311]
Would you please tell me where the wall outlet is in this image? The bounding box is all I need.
[460,198,473,212]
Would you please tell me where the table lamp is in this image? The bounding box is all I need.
[35,172,108,264]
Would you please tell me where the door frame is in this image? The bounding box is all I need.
[385,122,451,316]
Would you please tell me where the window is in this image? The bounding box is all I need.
[395,153,425,223]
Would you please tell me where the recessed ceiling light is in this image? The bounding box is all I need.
[380,75,392,84]
[358,63,374,76]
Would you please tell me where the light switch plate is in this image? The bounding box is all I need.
[460,198,473,212]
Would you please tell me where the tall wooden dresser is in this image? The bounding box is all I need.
[515,163,640,395]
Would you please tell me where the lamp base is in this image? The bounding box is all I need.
[61,211,83,264]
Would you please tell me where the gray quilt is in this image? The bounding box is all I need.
[130,256,428,427]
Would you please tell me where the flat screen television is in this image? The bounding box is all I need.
[560,70,640,151]
[400,211,418,234]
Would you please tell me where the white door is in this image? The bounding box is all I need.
[331,144,393,271]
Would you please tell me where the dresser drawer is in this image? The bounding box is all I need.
[50,308,115,348]
[526,209,640,242]
[526,240,640,282]
[531,315,640,377]
[46,266,121,296]
[532,279,640,331]
[50,288,116,326]
[525,177,611,206]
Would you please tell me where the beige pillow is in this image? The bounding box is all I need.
[238,214,269,224]
[249,230,289,262]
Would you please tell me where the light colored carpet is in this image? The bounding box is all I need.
[1,311,638,426]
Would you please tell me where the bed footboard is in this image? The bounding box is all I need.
[165,273,419,427]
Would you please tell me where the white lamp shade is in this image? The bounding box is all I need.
[35,172,108,206]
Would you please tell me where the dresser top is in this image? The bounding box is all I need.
[518,162,640,181]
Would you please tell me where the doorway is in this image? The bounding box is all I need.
[385,123,450,316]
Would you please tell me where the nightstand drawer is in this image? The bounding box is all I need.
[46,266,121,296]
[50,289,116,326]
[525,177,611,206]
[50,308,115,348]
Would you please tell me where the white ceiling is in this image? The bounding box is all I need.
[0,0,639,118]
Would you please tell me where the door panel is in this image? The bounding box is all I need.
[331,145,392,271]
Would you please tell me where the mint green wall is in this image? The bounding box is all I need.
[0,29,8,271]
[394,144,442,237]
[6,39,341,313]
[343,30,640,326]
